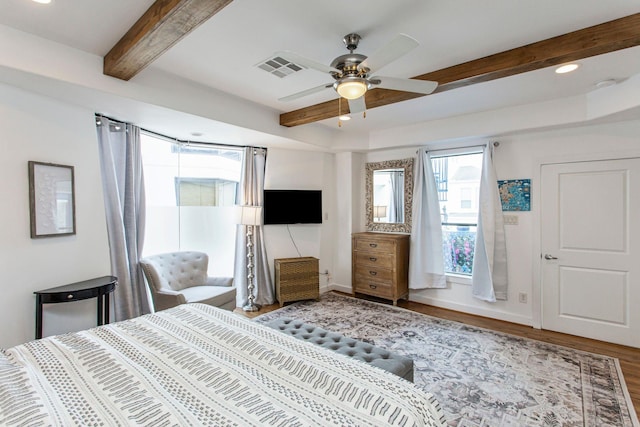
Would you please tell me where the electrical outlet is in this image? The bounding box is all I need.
[324,269,329,275]
[504,215,519,225]
[518,292,528,303]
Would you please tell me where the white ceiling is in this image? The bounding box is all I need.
[1,0,640,141]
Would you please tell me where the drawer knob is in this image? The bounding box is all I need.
[67,294,74,299]
[369,257,377,262]
[369,271,377,276]
[369,284,377,289]
[369,243,378,248]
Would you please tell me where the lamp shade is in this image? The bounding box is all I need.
[237,205,262,226]
[335,77,368,100]
[373,205,387,219]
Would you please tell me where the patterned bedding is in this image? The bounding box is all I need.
[0,303,445,426]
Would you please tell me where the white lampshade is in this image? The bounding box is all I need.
[373,205,387,219]
[335,78,368,100]
[237,205,262,226]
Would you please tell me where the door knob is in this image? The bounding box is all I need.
[544,254,558,260]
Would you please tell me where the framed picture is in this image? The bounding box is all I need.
[28,161,76,238]
[497,179,531,211]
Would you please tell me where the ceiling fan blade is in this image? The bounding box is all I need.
[358,34,419,73]
[371,76,438,94]
[278,83,333,102]
[274,51,340,74]
[348,96,366,114]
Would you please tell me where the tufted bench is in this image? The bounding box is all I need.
[264,318,413,382]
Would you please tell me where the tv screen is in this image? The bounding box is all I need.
[263,190,322,225]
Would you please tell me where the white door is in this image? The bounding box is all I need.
[541,158,640,348]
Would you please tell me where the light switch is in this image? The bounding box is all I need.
[504,215,519,225]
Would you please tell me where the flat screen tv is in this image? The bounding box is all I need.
[263,190,322,225]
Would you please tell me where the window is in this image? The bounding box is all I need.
[432,152,482,275]
[141,133,243,277]
[460,188,472,209]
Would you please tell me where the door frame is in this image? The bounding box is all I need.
[532,149,640,329]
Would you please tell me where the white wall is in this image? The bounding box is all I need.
[2,74,637,347]
[332,119,640,326]
[263,148,336,292]
[0,83,110,348]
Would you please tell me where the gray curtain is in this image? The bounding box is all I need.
[388,171,404,223]
[96,116,150,320]
[234,147,274,306]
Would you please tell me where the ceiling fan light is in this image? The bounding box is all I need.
[336,79,368,99]
[338,114,351,121]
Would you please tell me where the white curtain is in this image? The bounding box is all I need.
[234,147,275,306]
[409,148,446,289]
[96,116,151,320]
[472,143,508,301]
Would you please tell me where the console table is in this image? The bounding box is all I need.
[34,276,117,339]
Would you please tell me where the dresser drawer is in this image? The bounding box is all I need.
[354,238,395,253]
[354,252,393,269]
[354,265,393,282]
[354,280,393,298]
[39,287,100,303]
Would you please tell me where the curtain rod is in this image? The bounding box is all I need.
[424,141,499,154]
[95,113,266,150]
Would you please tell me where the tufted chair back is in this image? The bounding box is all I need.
[141,251,208,292]
[140,251,236,312]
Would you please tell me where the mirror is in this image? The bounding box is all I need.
[28,161,76,238]
[365,158,413,233]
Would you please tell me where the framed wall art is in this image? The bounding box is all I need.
[28,161,76,238]
[497,179,530,211]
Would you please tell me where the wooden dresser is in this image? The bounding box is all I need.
[274,257,319,307]
[352,232,409,305]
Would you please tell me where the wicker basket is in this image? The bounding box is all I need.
[275,257,319,307]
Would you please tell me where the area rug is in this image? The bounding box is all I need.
[254,292,639,427]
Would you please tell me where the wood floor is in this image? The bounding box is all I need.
[244,294,640,417]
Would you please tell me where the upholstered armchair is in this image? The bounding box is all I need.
[140,251,236,312]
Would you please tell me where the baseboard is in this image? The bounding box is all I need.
[329,283,352,294]
[319,282,331,295]
[409,293,534,327]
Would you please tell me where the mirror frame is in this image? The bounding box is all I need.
[365,158,414,233]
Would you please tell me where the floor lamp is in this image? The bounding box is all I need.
[238,205,262,312]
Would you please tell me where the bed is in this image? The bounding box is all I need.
[0,303,445,426]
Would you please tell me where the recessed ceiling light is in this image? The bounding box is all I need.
[190,132,203,137]
[595,79,617,89]
[32,0,52,4]
[555,63,580,74]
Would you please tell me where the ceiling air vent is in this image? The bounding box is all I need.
[256,56,304,78]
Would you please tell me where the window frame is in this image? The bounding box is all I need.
[430,147,483,281]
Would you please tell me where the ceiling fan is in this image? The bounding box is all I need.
[276,33,438,118]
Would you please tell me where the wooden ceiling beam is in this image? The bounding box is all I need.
[104,0,233,80]
[280,13,640,127]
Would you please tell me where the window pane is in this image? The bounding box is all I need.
[442,224,477,275]
[432,152,482,275]
[141,133,242,277]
